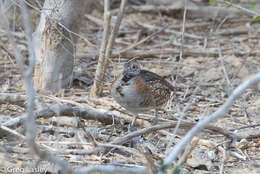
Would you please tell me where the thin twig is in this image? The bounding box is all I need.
[2,103,121,128]
[110,122,237,146]
[0,125,55,152]
[90,0,127,96]
[104,0,127,77]
[223,1,260,17]
[177,137,199,166]
[217,39,232,95]
[75,165,148,174]
[162,72,260,170]
[138,146,157,174]
[179,0,187,59]
[90,0,111,96]
[218,146,227,174]
[118,24,169,54]
[7,2,74,173]
[166,86,200,154]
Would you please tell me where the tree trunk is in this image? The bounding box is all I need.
[33,0,94,92]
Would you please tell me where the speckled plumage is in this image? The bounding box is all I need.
[111,60,174,126]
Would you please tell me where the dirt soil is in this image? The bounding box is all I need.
[0,2,260,174]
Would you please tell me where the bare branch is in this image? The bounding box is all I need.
[90,0,111,96]
[179,0,187,59]
[5,2,74,173]
[2,103,120,128]
[223,1,260,17]
[75,165,148,174]
[0,93,26,106]
[90,0,127,96]
[162,72,260,168]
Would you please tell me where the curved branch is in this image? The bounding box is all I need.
[162,72,260,168]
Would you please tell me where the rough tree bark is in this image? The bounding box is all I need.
[33,0,94,92]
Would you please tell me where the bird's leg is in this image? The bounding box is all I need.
[129,114,140,147]
[131,114,137,127]
[128,114,137,132]
[152,109,158,125]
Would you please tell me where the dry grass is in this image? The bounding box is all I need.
[1,2,260,173]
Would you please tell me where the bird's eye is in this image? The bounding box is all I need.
[132,64,137,69]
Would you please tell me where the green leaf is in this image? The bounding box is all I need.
[172,166,180,174]
[251,3,256,9]
[209,0,215,6]
[226,4,231,8]
[253,15,259,20]
[160,164,168,172]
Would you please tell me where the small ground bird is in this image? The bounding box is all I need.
[111,60,175,129]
